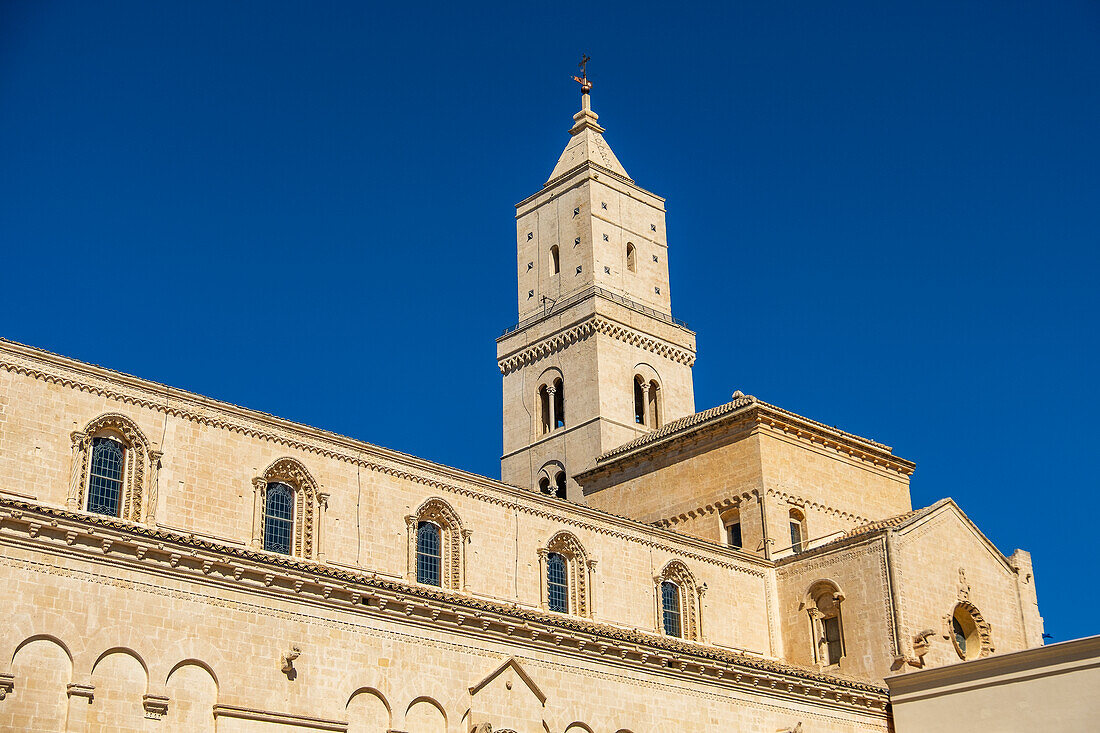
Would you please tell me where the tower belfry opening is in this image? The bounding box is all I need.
[498,60,696,499]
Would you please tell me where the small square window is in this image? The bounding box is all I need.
[573,207,580,216]
[602,234,609,241]
[654,287,660,294]
[528,290,534,298]
[527,232,533,240]
[604,266,610,274]
[651,224,657,232]
[601,202,607,210]
[576,266,582,274]
[527,262,533,270]
[653,255,658,262]
[574,237,580,246]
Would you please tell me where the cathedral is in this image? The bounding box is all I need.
[0,78,1043,732]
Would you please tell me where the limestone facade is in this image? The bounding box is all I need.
[0,87,1046,732]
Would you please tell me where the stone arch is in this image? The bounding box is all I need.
[69,412,154,522]
[655,559,702,641]
[90,647,149,732]
[535,366,565,436]
[564,722,595,733]
[950,600,994,660]
[347,687,391,733]
[166,660,217,731]
[406,498,469,591]
[2,636,72,731]
[537,460,567,498]
[539,531,594,617]
[803,580,847,667]
[251,457,322,558]
[632,364,663,429]
[405,695,447,733]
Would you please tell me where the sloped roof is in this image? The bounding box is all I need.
[545,94,631,184]
[596,394,893,465]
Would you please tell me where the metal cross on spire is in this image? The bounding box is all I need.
[572,54,592,94]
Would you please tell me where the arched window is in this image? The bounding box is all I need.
[252,458,322,559]
[721,508,742,550]
[416,521,442,586]
[553,471,567,500]
[540,531,594,617]
[626,242,636,273]
[789,508,806,554]
[549,245,560,275]
[87,437,124,517]
[406,498,468,591]
[655,560,702,640]
[648,380,661,428]
[805,581,845,667]
[633,376,646,425]
[546,552,568,613]
[263,482,295,554]
[661,581,682,637]
[538,476,550,494]
[553,377,565,428]
[538,385,551,435]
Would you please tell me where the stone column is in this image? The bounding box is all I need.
[250,477,265,549]
[536,548,549,610]
[640,383,651,429]
[145,449,163,525]
[461,528,473,592]
[404,515,417,582]
[586,558,599,618]
[696,582,708,642]
[67,431,87,510]
[807,607,825,666]
[316,492,330,562]
[546,385,557,433]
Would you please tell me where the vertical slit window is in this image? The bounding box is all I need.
[553,378,565,428]
[263,482,294,554]
[88,437,124,517]
[416,521,442,586]
[661,581,682,637]
[824,616,843,664]
[547,552,568,613]
[549,245,560,275]
[727,522,742,550]
[634,377,645,424]
[790,510,805,553]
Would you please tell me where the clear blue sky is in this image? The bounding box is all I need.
[2,2,1097,642]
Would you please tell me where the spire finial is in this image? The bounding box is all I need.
[572,54,592,94]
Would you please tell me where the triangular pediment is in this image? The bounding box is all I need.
[468,656,547,705]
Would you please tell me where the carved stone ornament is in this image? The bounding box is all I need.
[0,672,13,700]
[73,413,151,523]
[656,559,701,641]
[258,458,320,559]
[408,497,466,590]
[143,693,170,719]
[545,531,592,617]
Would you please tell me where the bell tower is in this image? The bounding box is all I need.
[498,65,696,500]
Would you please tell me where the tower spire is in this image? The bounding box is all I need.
[570,54,603,136]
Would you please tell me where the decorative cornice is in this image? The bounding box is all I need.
[498,316,695,375]
[0,338,766,576]
[651,490,871,533]
[0,496,888,713]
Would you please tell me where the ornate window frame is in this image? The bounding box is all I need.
[68,413,159,524]
[947,600,994,660]
[250,458,328,560]
[405,498,470,591]
[804,579,846,668]
[537,531,596,617]
[653,560,703,641]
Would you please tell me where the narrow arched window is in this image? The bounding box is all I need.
[416,521,442,586]
[546,552,568,613]
[88,437,124,517]
[722,508,742,549]
[263,482,294,554]
[807,581,845,666]
[634,377,646,425]
[789,509,806,554]
[553,377,565,428]
[626,242,636,273]
[554,471,567,500]
[538,385,551,435]
[538,476,550,494]
[648,380,661,428]
[661,581,682,637]
[549,245,560,275]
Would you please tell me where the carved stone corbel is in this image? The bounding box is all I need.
[143,693,169,719]
[0,672,14,700]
